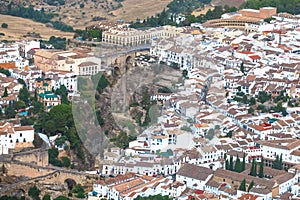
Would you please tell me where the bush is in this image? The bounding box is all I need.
[1,23,8,28]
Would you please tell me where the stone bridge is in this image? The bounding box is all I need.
[0,160,99,197]
[94,44,150,74]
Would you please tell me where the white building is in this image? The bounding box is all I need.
[176,164,213,190]
[0,122,34,155]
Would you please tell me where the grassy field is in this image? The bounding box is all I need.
[4,0,172,29]
[111,0,172,22]
[192,5,215,17]
[211,0,246,7]
[0,14,74,41]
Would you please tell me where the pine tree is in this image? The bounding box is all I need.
[242,153,246,171]
[229,155,234,171]
[248,180,254,192]
[238,179,246,191]
[258,158,264,178]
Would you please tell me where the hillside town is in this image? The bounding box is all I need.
[0,4,300,200]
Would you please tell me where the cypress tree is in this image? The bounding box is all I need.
[248,180,254,192]
[224,153,227,160]
[238,179,246,191]
[242,153,246,171]
[250,159,257,177]
[273,155,283,170]
[258,158,264,178]
[279,154,283,170]
[225,159,229,170]
[3,87,8,97]
[234,155,242,172]
[229,155,234,171]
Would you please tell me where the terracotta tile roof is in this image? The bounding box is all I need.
[177,164,212,181]
[258,139,300,150]
[0,62,16,69]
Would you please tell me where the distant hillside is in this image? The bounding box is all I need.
[0,0,174,29]
[211,0,246,7]
[0,14,74,41]
[241,0,300,14]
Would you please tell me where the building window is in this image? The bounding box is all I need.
[23,138,26,142]
[16,139,19,143]
[20,133,22,137]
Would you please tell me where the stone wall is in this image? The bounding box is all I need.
[12,149,49,167]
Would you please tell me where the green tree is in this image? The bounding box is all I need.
[42,194,51,200]
[258,158,264,178]
[33,101,44,114]
[54,196,69,200]
[229,155,234,171]
[258,91,271,104]
[91,73,109,94]
[72,184,85,198]
[250,159,257,177]
[16,100,26,109]
[0,68,10,76]
[182,69,188,78]
[49,104,73,133]
[226,130,233,138]
[249,97,256,106]
[248,180,254,192]
[238,179,246,191]
[273,154,283,170]
[5,104,16,119]
[242,153,246,171]
[225,159,229,170]
[18,86,30,106]
[3,87,8,97]
[61,157,71,167]
[28,185,41,200]
[17,78,26,86]
[55,85,69,104]
[248,107,254,114]
[240,62,245,74]
[234,155,242,172]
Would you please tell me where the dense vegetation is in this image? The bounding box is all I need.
[0,68,11,76]
[48,147,71,167]
[0,4,74,32]
[40,36,67,50]
[0,196,25,200]
[131,5,237,28]
[167,0,210,14]
[74,28,102,42]
[34,103,87,164]
[241,0,300,15]
[224,153,246,173]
